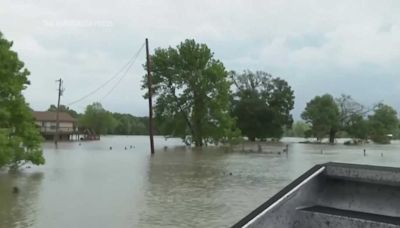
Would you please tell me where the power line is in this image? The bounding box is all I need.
[67,43,144,106]
[100,43,145,101]
[67,42,145,106]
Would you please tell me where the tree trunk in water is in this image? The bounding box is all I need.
[192,91,204,147]
[194,138,203,147]
[192,119,203,147]
[249,136,256,142]
[329,129,336,144]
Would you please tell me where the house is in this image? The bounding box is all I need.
[32,111,78,140]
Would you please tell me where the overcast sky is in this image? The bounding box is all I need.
[1,0,400,119]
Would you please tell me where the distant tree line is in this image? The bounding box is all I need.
[48,103,151,135]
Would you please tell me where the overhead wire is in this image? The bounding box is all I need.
[67,42,145,106]
[100,43,145,101]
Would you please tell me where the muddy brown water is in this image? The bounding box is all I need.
[1,136,400,228]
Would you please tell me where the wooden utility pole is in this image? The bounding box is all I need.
[54,78,63,148]
[146,39,155,154]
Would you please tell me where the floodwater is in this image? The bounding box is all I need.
[1,136,400,228]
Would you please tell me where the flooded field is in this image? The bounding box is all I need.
[1,136,400,228]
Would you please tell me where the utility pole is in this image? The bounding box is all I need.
[146,38,155,155]
[54,78,63,148]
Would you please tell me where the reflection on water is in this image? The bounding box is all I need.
[1,136,400,228]
[0,171,44,228]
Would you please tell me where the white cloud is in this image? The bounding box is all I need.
[1,0,400,118]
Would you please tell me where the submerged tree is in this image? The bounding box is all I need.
[335,95,366,141]
[231,71,294,141]
[0,32,45,170]
[336,95,366,128]
[335,94,374,140]
[301,94,340,143]
[79,102,117,135]
[345,113,369,140]
[368,103,398,144]
[143,39,240,146]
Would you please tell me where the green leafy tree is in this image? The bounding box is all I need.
[345,113,369,140]
[143,39,240,146]
[301,94,340,143]
[0,32,45,170]
[392,125,400,140]
[231,70,294,141]
[336,95,365,127]
[368,103,398,144]
[335,94,373,139]
[79,102,117,135]
[47,104,80,118]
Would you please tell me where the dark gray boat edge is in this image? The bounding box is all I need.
[231,164,324,228]
[325,162,400,173]
[300,205,400,226]
[325,162,400,187]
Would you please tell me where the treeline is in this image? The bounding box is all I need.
[109,113,149,135]
[140,39,400,146]
[53,39,400,146]
[48,103,150,135]
[284,94,399,144]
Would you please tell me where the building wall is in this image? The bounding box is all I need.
[36,121,75,133]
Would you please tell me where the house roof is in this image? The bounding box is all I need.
[33,111,77,122]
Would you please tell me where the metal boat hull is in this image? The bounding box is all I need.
[232,163,400,228]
